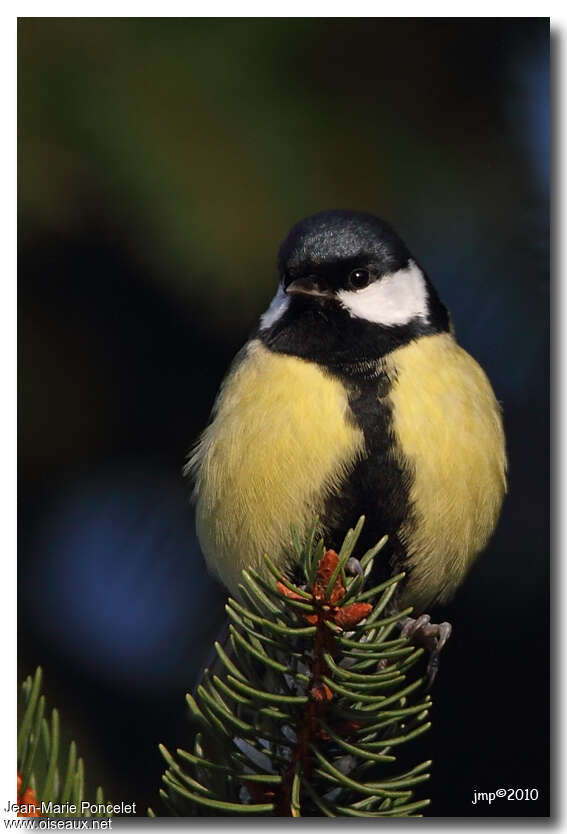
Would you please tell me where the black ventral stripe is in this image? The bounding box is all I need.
[318,364,415,591]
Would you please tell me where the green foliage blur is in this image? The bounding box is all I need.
[19,18,545,328]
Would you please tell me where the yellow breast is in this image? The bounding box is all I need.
[188,339,365,596]
[387,332,507,611]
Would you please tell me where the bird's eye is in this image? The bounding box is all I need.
[349,268,371,289]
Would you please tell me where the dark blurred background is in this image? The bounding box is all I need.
[18,18,549,817]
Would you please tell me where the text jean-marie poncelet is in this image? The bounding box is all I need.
[5,801,136,816]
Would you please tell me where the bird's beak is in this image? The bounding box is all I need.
[285,277,333,299]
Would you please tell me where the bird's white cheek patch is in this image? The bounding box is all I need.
[259,284,290,330]
[337,260,429,326]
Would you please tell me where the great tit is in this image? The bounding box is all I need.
[187,210,507,629]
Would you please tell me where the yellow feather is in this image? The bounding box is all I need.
[386,332,507,611]
[189,332,506,612]
[187,339,365,596]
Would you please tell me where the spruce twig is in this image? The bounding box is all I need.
[17,667,108,817]
[156,517,433,817]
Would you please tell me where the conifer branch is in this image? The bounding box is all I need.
[156,517,433,817]
[17,667,109,817]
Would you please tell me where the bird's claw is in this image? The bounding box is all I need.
[345,557,364,578]
[399,614,452,689]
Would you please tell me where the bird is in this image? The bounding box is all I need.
[186,210,507,669]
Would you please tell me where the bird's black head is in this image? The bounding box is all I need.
[278,210,412,287]
[260,210,450,373]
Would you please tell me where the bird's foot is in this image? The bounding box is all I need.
[399,614,452,690]
[345,557,364,578]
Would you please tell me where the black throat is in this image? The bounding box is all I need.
[258,275,449,372]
